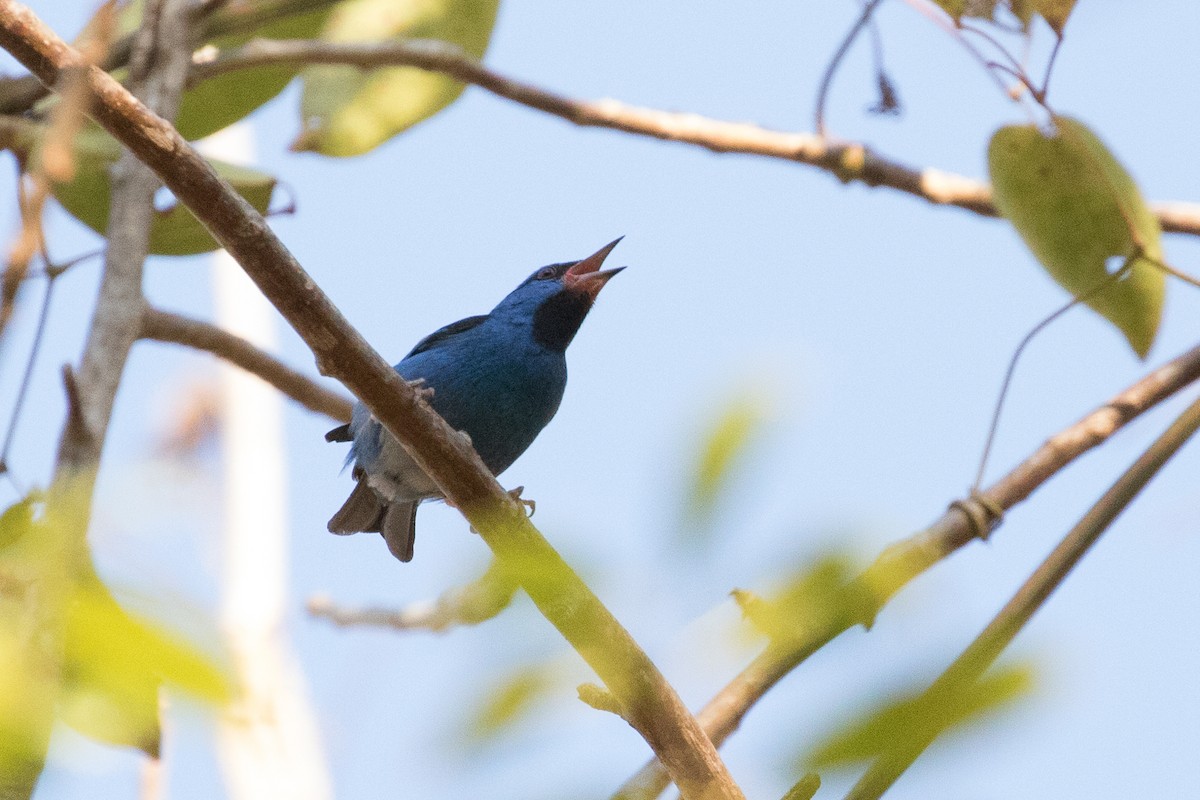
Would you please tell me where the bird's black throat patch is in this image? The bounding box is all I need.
[532,290,593,352]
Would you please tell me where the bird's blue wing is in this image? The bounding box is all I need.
[404,314,489,359]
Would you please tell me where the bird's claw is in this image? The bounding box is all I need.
[407,377,435,401]
[508,486,536,518]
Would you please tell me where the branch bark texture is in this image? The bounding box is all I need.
[848,391,1200,800]
[0,6,743,798]
[140,307,352,422]
[55,0,191,473]
[615,342,1200,800]
[191,37,1200,237]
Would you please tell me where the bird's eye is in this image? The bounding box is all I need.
[535,267,557,280]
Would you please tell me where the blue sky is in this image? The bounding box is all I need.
[3,2,1200,798]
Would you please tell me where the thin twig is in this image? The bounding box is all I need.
[184,37,1200,236]
[140,307,352,422]
[814,0,886,137]
[846,391,1200,800]
[612,341,1200,800]
[972,263,1131,491]
[0,0,342,115]
[308,560,518,632]
[0,8,747,798]
[0,271,55,489]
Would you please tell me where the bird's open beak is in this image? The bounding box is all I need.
[564,237,626,298]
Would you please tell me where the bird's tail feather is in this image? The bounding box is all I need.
[381,502,419,563]
[328,480,385,535]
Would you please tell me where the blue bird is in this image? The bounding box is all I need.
[326,239,625,562]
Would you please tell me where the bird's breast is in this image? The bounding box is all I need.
[401,340,567,476]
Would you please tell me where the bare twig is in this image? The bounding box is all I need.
[0,0,341,115]
[846,391,1200,800]
[185,37,1200,236]
[0,7,746,798]
[55,0,192,474]
[0,4,112,342]
[0,271,56,488]
[307,560,518,632]
[814,0,886,137]
[613,341,1200,800]
[140,306,352,422]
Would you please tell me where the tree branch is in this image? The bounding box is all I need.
[613,341,1200,800]
[0,6,745,798]
[54,0,192,474]
[846,391,1200,800]
[0,0,342,115]
[190,37,1200,237]
[140,306,352,422]
[307,559,517,632]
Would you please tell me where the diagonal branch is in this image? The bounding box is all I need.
[307,559,517,632]
[0,6,744,799]
[613,341,1200,800]
[189,37,1200,237]
[140,306,352,422]
[846,391,1200,800]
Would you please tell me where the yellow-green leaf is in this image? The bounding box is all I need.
[41,126,277,256]
[683,392,770,538]
[175,6,336,140]
[1035,0,1076,34]
[805,663,1034,769]
[467,662,559,740]
[989,116,1164,358]
[735,552,871,644]
[61,578,230,754]
[295,0,500,156]
[931,0,997,22]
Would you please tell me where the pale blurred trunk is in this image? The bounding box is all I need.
[207,124,332,800]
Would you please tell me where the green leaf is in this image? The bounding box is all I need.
[467,662,559,740]
[988,116,1164,358]
[1035,0,1077,34]
[295,0,500,156]
[0,495,35,550]
[781,773,821,800]
[61,579,230,755]
[805,663,1034,769]
[175,6,336,140]
[682,392,770,539]
[735,551,872,644]
[930,0,997,22]
[0,491,229,760]
[41,126,278,256]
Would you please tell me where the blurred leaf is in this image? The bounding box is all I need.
[933,0,1072,30]
[0,495,35,550]
[39,126,278,255]
[467,662,560,741]
[61,577,230,754]
[0,492,229,760]
[176,6,336,140]
[682,392,770,540]
[989,116,1164,358]
[805,663,1034,769]
[1036,0,1076,33]
[734,551,872,644]
[930,0,995,22]
[0,612,55,785]
[295,0,500,156]
[781,773,821,800]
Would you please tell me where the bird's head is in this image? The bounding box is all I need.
[493,238,626,352]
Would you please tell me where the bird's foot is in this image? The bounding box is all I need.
[407,377,435,402]
[507,486,536,518]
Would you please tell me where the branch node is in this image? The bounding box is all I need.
[577,682,625,719]
[947,490,1004,541]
